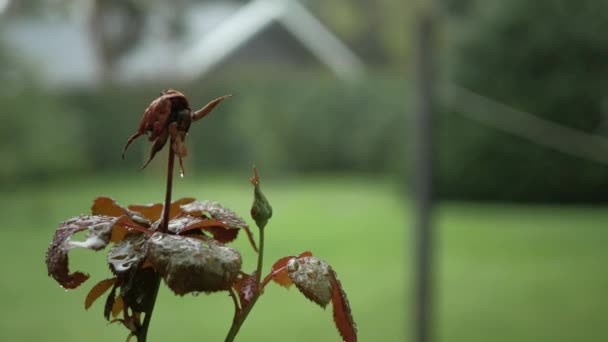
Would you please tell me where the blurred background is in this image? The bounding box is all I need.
[1,0,608,341]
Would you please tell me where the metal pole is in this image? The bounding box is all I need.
[411,8,436,342]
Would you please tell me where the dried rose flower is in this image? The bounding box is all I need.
[122,89,230,173]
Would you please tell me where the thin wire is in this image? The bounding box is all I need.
[443,83,608,166]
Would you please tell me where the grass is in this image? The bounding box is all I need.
[0,172,607,342]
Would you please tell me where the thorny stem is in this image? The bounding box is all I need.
[137,149,176,342]
[224,226,265,342]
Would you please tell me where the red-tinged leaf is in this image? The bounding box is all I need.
[169,216,228,234]
[92,197,127,217]
[299,251,313,258]
[169,216,240,244]
[111,216,155,243]
[110,225,130,243]
[287,256,333,308]
[127,203,163,222]
[110,216,145,243]
[169,197,196,219]
[269,252,313,288]
[181,201,257,250]
[271,256,295,288]
[203,226,239,244]
[104,283,118,320]
[93,197,151,227]
[109,311,141,335]
[147,233,242,295]
[112,295,124,318]
[181,200,248,230]
[233,272,258,309]
[128,197,195,223]
[85,278,116,310]
[46,215,119,289]
[330,269,357,342]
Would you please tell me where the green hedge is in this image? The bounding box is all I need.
[0,73,407,185]
[440,0,608,202]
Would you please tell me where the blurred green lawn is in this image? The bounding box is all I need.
[1,173,607,341]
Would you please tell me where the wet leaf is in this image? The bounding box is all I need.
[85,278,116,310]
[120,267,157,313]
[169,197,196,218]
[92,197,127,217]
[128,197,195,223]
[233,271,258,309]
[270,251,313,288]
[181,200,248,230]
[110,224,130,243]
[330,269,357,342]
[287,257,333,307]
[270,256,295,288]
[279,255,357,341]
[112,295,124,318]
[109,215,153,243]
[168,215,242,246]
[92,197,151,227]
[108,235,148,274]
[127,203,162,222]
[46,215,119,289]
[168,216,229,234]
[181,200,257,251]
[104,283,118,320]
[147,233,242,295]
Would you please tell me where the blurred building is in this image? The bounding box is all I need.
[1,0,363,87]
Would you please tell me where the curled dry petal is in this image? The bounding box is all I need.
[147,233,242,295]
[181,200,258,251]
[287,256,333,308]
[191,94,232,121]
[122,91,230,171]
[122,90,190,161]
[46,215,120,289]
